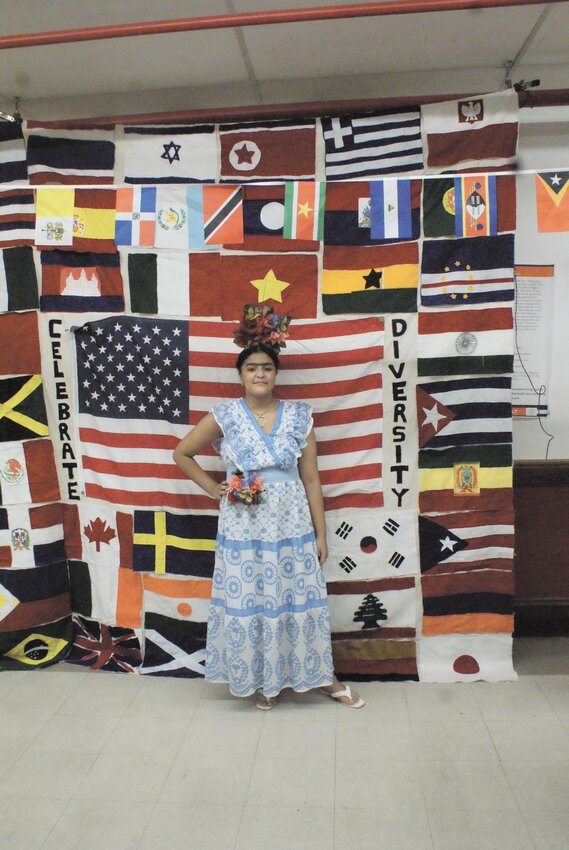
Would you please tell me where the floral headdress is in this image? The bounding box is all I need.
[233,303,291,354]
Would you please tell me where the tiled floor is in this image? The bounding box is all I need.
[1,637,569,850]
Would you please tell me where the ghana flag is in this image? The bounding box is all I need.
[322,242,418,314]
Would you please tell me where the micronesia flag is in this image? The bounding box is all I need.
[370,179,413,240]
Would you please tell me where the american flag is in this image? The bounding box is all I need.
[74,315,383,512]
[188,316,384,510]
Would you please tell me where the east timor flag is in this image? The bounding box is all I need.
[322,242,418,314]
[535,171,569,232]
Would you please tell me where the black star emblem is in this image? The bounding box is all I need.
[161,141,181,165]
[363,269,382,289]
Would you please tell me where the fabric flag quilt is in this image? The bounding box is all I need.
[417,376,512,450]
[65,615,141,673]
[35,187,74,247]
[321,109,423,180]
[422,90,519,168]
[154,186,193,250]
[189,253,319,320]
[71,188,117,253]
[67,503,133,570]
[0,503,66,568]
[0,189,35,248]
[0,375,49,443]
[187,316,384,510]
[40,249,124,313]
[419,509,514,575]
[0,439,60,505]
[324,508,418,580]
[417,307,514,376]
[219,119,316,182]
[225,184,320,252]
[417,633,516,682]
[326,576,416,637]
[535,171,569,232]
[420,235,515,308]
[26,124,115,184]
[142,573,212,623]
[0,122,27,183]
[68,558,143,628]
[283,181,326,241]
[141,613,206,676]
[419,443,513,513]
[0,246,38,311]
[133,510,217,576]
[0,311,42,376]
[0,561,70,634]
[126,250,190,316]
[421,569,514,635]
[322,242,419,314]
[0,617,72,670]
[332,636,418,681]
[324,179,421,246]
[119,124,217,183]
[202,185,244,245]
[422,175,516,238]
[73,315,198,510]
[115,187,156,247]
[370,179,413,240]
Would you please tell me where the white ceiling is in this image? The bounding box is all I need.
[0,0,567,120]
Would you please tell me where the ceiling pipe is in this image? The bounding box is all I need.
[26,88,569,130]
[0,0,566,50]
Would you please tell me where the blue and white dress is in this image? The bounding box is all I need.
[205,398,334,697]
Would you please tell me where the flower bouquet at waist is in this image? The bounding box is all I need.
[227,470,265,505]
[233,303,291,353]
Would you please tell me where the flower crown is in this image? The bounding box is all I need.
[233,303,292,354]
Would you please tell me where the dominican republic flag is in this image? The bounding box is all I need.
[115,187,156,246]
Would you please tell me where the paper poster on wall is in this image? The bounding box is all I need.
[512,265,554,417]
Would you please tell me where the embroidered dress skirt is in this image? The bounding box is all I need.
[205,466,334,697]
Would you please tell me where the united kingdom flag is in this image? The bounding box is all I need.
[66,615,142,672]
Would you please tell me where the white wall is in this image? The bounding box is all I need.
[514,116,569,459]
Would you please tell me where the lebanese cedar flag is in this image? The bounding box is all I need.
[189,253,319,319]
[422,90,519,169]
[188,316,384,511]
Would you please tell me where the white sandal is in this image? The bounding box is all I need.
[256,693,277,711]
[321,684,365,709]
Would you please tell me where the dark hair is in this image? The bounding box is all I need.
[235,343,280,373]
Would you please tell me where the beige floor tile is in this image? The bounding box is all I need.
[40,799,152,850]
[126,675,205,717]
[263,686,339,717]
[487,718,569,762]
[336,719,415,762]
[411,721,499,763]
[0,748,23,780]
[501,758,569,812]
[193,682,258,716]
[335,758,425,810]
[0,797,68,850]
[0,749,97,800]
[160,755,254,806]
[473,679,558,722]
[0,708,51,750]
[237,806,334,850]
[419,761,518,811]
[25,711,120,754]
[72,752,173,802]
[524,810,569,850]
[56,672,141,717]
[335,681,408,722]
[428,809,534,850]
[139,802,243,850]
[247,757,335,807]
[404,683,483,722]
[178,715,263,759]
[335,805,434,850]
[102,713,190,757]
[257,716,336,760]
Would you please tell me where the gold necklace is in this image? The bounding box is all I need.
[247,399,275,427]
